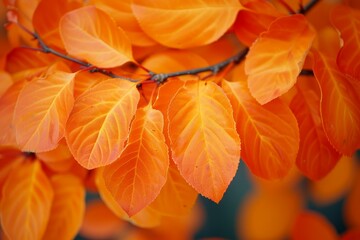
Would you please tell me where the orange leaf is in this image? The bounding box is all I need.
[32,0,83,49]
[0,71,12,97]
[66,79,140,169]
[73,70,109,99]
[234,0,284,46]
[149,162,198,217]
[0,147,23,197]
[14,70,75,152]
[291,211,338,240]
[290,76,341,180]
[245,14,316,104]
[43,174,85,240]
[344,167,360,228]
[95,168,162,228]
[103,105,169,216]
[59,6,133,68]
[0,80,26,147]
[312,50,360,156]
[131,0,242,48]
[331,5,360,79]
[222,80,299,179]
[168,80,241,202]
[91,0,156,47]
[0,160,54,240]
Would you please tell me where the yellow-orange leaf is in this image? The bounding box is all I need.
[149,162,198,217]
[59,6,133,68]
[331,5,360,79]
[0,160,54,240]
[168,80,241,202]
[66,79,139,169]
[103,105,169,216]
[14,71,75,152]
[222,80,299,179]
[245,14,316,104]
[0,71,12,97]
[313,50,360,156]
[131,0,242,48]
[290,76,341,180]
[43,174,85,240]
[0,80,25,147]
[291,211,338,240]
[32,0,82,49]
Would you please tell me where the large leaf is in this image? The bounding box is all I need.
[245,14,316,104]
[131,0,242,48]
[66,79,139,169]
[0,160,54,240]
[32,0,82,49]
[43,174,85,240]
[222,80,299,179]
[312,50,360,156]
[331,5,360,79]
[91,0,156,46]
[103,105,169,216]
[234,0,284,46]
[59,6,133,68]
[290,76,341,180]
[168,80,241,202]
[14,71,75,152]
[0,80,26,147]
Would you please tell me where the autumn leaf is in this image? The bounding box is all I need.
[43,174,85,240]
[234,0,284,46]
[312,50,360,156]
[14,70,75,152]
[331,5,360,79]
[0,147,23,197]
[0,71,12,97]
[66,79,140,169]
[245,14,316,104]
[222,80,299,179]
[291,211,338,240]
[0,160,54,240]
[103,105,169,216]
[168,80,241,202]
[59,6,133,68]
[131,0,242,48]
[290,76,341,180]
[32,0,82,49]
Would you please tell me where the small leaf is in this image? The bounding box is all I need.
[331,5,360,79]
[103,105,169,216]
[245,14,316,104]
[290,76,341,180]
[0,160,54,240]
[43,174,85,240]
[131,0,242,48]
[65,79,140,169]
[60,6,133,68]
[168,80,241,202]
[291,211,338,240]
[14,71,75,152]
[312,50,360,156]
[222,80,299,179]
